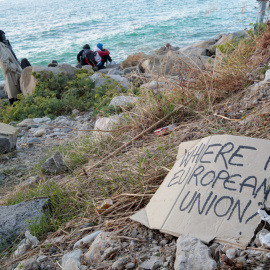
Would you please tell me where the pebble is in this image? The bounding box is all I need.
[126,262,135,269]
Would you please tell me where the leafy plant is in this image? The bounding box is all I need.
[0,69,138,123]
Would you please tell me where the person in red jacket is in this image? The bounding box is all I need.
[94,43,112,69]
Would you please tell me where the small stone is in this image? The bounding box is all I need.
[138,256,162,270]
[160,239,168,245]
[126,262,135,269]
[111,257,129,270]
[73,231,102,249]
[131,229,138,238]
[62,249,82,270]
[27,138,42,144]
[23,258,39,270]
[72,109,80,115]
[41,151,68,174]
[226,248,238,260]
[37,255,48,263]
[33,128,45,137]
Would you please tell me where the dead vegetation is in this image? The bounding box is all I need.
[2,28,270,269]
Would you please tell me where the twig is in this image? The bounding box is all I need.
[56,260,65,269]
[112,193,153,199]
[214,114,240,122]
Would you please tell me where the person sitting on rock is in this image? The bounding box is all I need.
[0,30,22,105]
[94,43,112,69]
[77,44,91,66]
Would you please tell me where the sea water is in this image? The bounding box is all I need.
[0,0,258,83]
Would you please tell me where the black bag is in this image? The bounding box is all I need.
[84,49,97,66]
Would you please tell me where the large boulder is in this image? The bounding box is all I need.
[120,52,149,69]
[174,235,217,270]
[0,199,49,248]
[141,50,210,76]
[0,123,18,153]
[153,44,180,55]
[180,38,218,57]
[90,73,130,89]
[20,64,76,96]
[214,30,248,46]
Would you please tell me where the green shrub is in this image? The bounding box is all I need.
[0,70,139,123]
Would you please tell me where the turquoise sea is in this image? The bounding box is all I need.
[0,0,258,82]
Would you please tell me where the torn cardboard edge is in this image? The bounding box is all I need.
[131,135,270,247]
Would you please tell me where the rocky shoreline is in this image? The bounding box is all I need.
[1,29,270,270]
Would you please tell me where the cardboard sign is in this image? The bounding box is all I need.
[131,135,270,247]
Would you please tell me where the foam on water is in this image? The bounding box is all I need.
[0,0,257,81]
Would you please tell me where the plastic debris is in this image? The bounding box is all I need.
[154,124,176,136]
[259,232,270,247]
[258,209,270,223]
[96,199,113,214]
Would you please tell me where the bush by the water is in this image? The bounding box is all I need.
[0,69,135,123]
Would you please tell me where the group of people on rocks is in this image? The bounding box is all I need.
[77,43,113,71]
[0,29,114,106]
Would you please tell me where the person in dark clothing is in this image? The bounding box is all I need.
[21,58,31,69]
[77,44,90,66]
[47,60,58,67]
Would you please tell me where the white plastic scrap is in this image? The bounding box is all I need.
[259,232,270,247]
[258,209,270,223]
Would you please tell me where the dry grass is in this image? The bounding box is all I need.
[2,27,270,269]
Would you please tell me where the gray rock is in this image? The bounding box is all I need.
[84,232,118,265]
[264,69,270,82]
[33,128,45,137]
[32,117,51,124]
[98,67,123,76]
[123,66,137,75]
[58,63,76,79]
[41,151,68,174]
[214,30,248,46]
[112,257,129,270]
[109,96,139,108]
[23,258,39,270]
[138,256,162,270]
[37,255,48,263]
[0,199,49,247]
[126,262,135,269]
[174,235,217,270]
[90,73,130,89]
[62,249,82,270]
[73,231,102,249]
[0,89,7,99]
[27,138,42,144]
[16,119,33,128]
[226,248,238,260]
[0,173,6,181]
[20,65,72,96]
[0,123,18,153]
